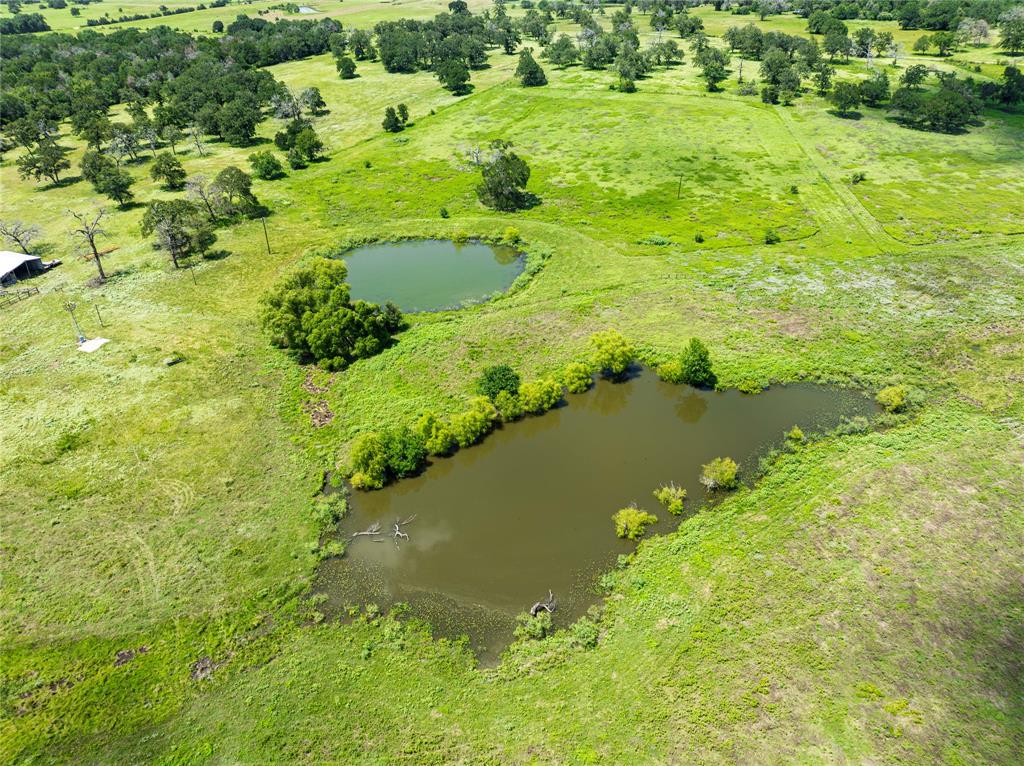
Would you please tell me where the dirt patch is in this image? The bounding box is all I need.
[190,652,232,681]
[302,399,334,427]
[301,370,330,395]
[114,645,149,667]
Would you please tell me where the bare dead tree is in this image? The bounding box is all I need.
[68,208,109,282]
[0,220,42,254]
[530,590,556,617]
[186,175,220,221]
[188,123,206,157]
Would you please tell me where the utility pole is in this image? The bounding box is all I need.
[261,217,271,254]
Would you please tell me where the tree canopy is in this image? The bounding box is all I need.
[261,258,405,370]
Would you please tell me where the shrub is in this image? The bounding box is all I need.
[678,338,716,388]
[518,378,563,414]
[494,390,524,421]
[785,425,805,447]
[514,610,552,641]
[503,226,521,243]
[261,258,404,370]
[694,232,705,243]
[589,330,635,379]
[561,361,594,394]
[653,483,687,515]
[656,359,685,384]
[248,150,284,180]
[439,207,449,218]
[701,457,739,491]
[450,396,498,447]
[850,171,867,184]
[349,426,427,490]
[876,384,909,412]
[613,505,658,540]
[416,411,457,456]
[476,364,520,401]
[737,379,764,394]
[569,617,600,649]
[764,228,781,244]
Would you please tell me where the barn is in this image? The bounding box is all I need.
[0,251,44,286]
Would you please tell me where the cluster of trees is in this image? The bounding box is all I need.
[84,4,204,28]
[0,12,49,33]
[138,164,264,266]
[2,16,340,163]
[828,64,1022,132]
[535,5,698,90]
[805,3,1024,52]
[261,258,405,372]
[382,104,410,133]
[270,88,327,168]
[348,330,636,490]
[792,0,1018,32]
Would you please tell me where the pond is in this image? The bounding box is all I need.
[313,372,876,662]
[341,240,524,313]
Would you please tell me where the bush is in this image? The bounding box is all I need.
[653,483,687,515]
[349,426,427,490]
[701,457,739,491]
[876,384,909,412]
[589,330,635,379]
[785,425,805,447]
[514,610,552,641]
[450,396,498,447]
[261,258,404,370]
[569,617,599,649]
[737,379,764,394]
[613,506,658,540]
[678,338,716,388]
[561,361,594,394]
[416,411,457,456]
[850,171,867,184]
[518,378,563,414]
[764,228,781,244]
[494,390,524,421]
[656,359,685,384]
[248,150,284,180]
[476,364,520,401]
[503,226,521,243]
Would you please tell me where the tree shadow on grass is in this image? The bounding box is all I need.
[827,109,863,120]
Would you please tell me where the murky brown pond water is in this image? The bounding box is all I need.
[314,372,875,662]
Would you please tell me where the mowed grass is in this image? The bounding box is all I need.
[2,9,1023,764]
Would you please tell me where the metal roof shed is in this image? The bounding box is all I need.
[0,251,44,285]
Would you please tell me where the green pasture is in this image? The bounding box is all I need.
[2,7,1023,764]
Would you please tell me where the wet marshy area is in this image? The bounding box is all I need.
[313,372,876,662]
[341,240,524,313]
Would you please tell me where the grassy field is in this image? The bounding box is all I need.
[2,4,1023,763]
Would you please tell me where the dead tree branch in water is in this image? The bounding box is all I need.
[392,515,417,547]
[351,522,382,539]
[530,590,556,617]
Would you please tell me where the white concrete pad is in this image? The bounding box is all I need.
[78,337,110,353]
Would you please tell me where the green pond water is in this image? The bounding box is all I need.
[341,240,523,312]
[314,372,876,662]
